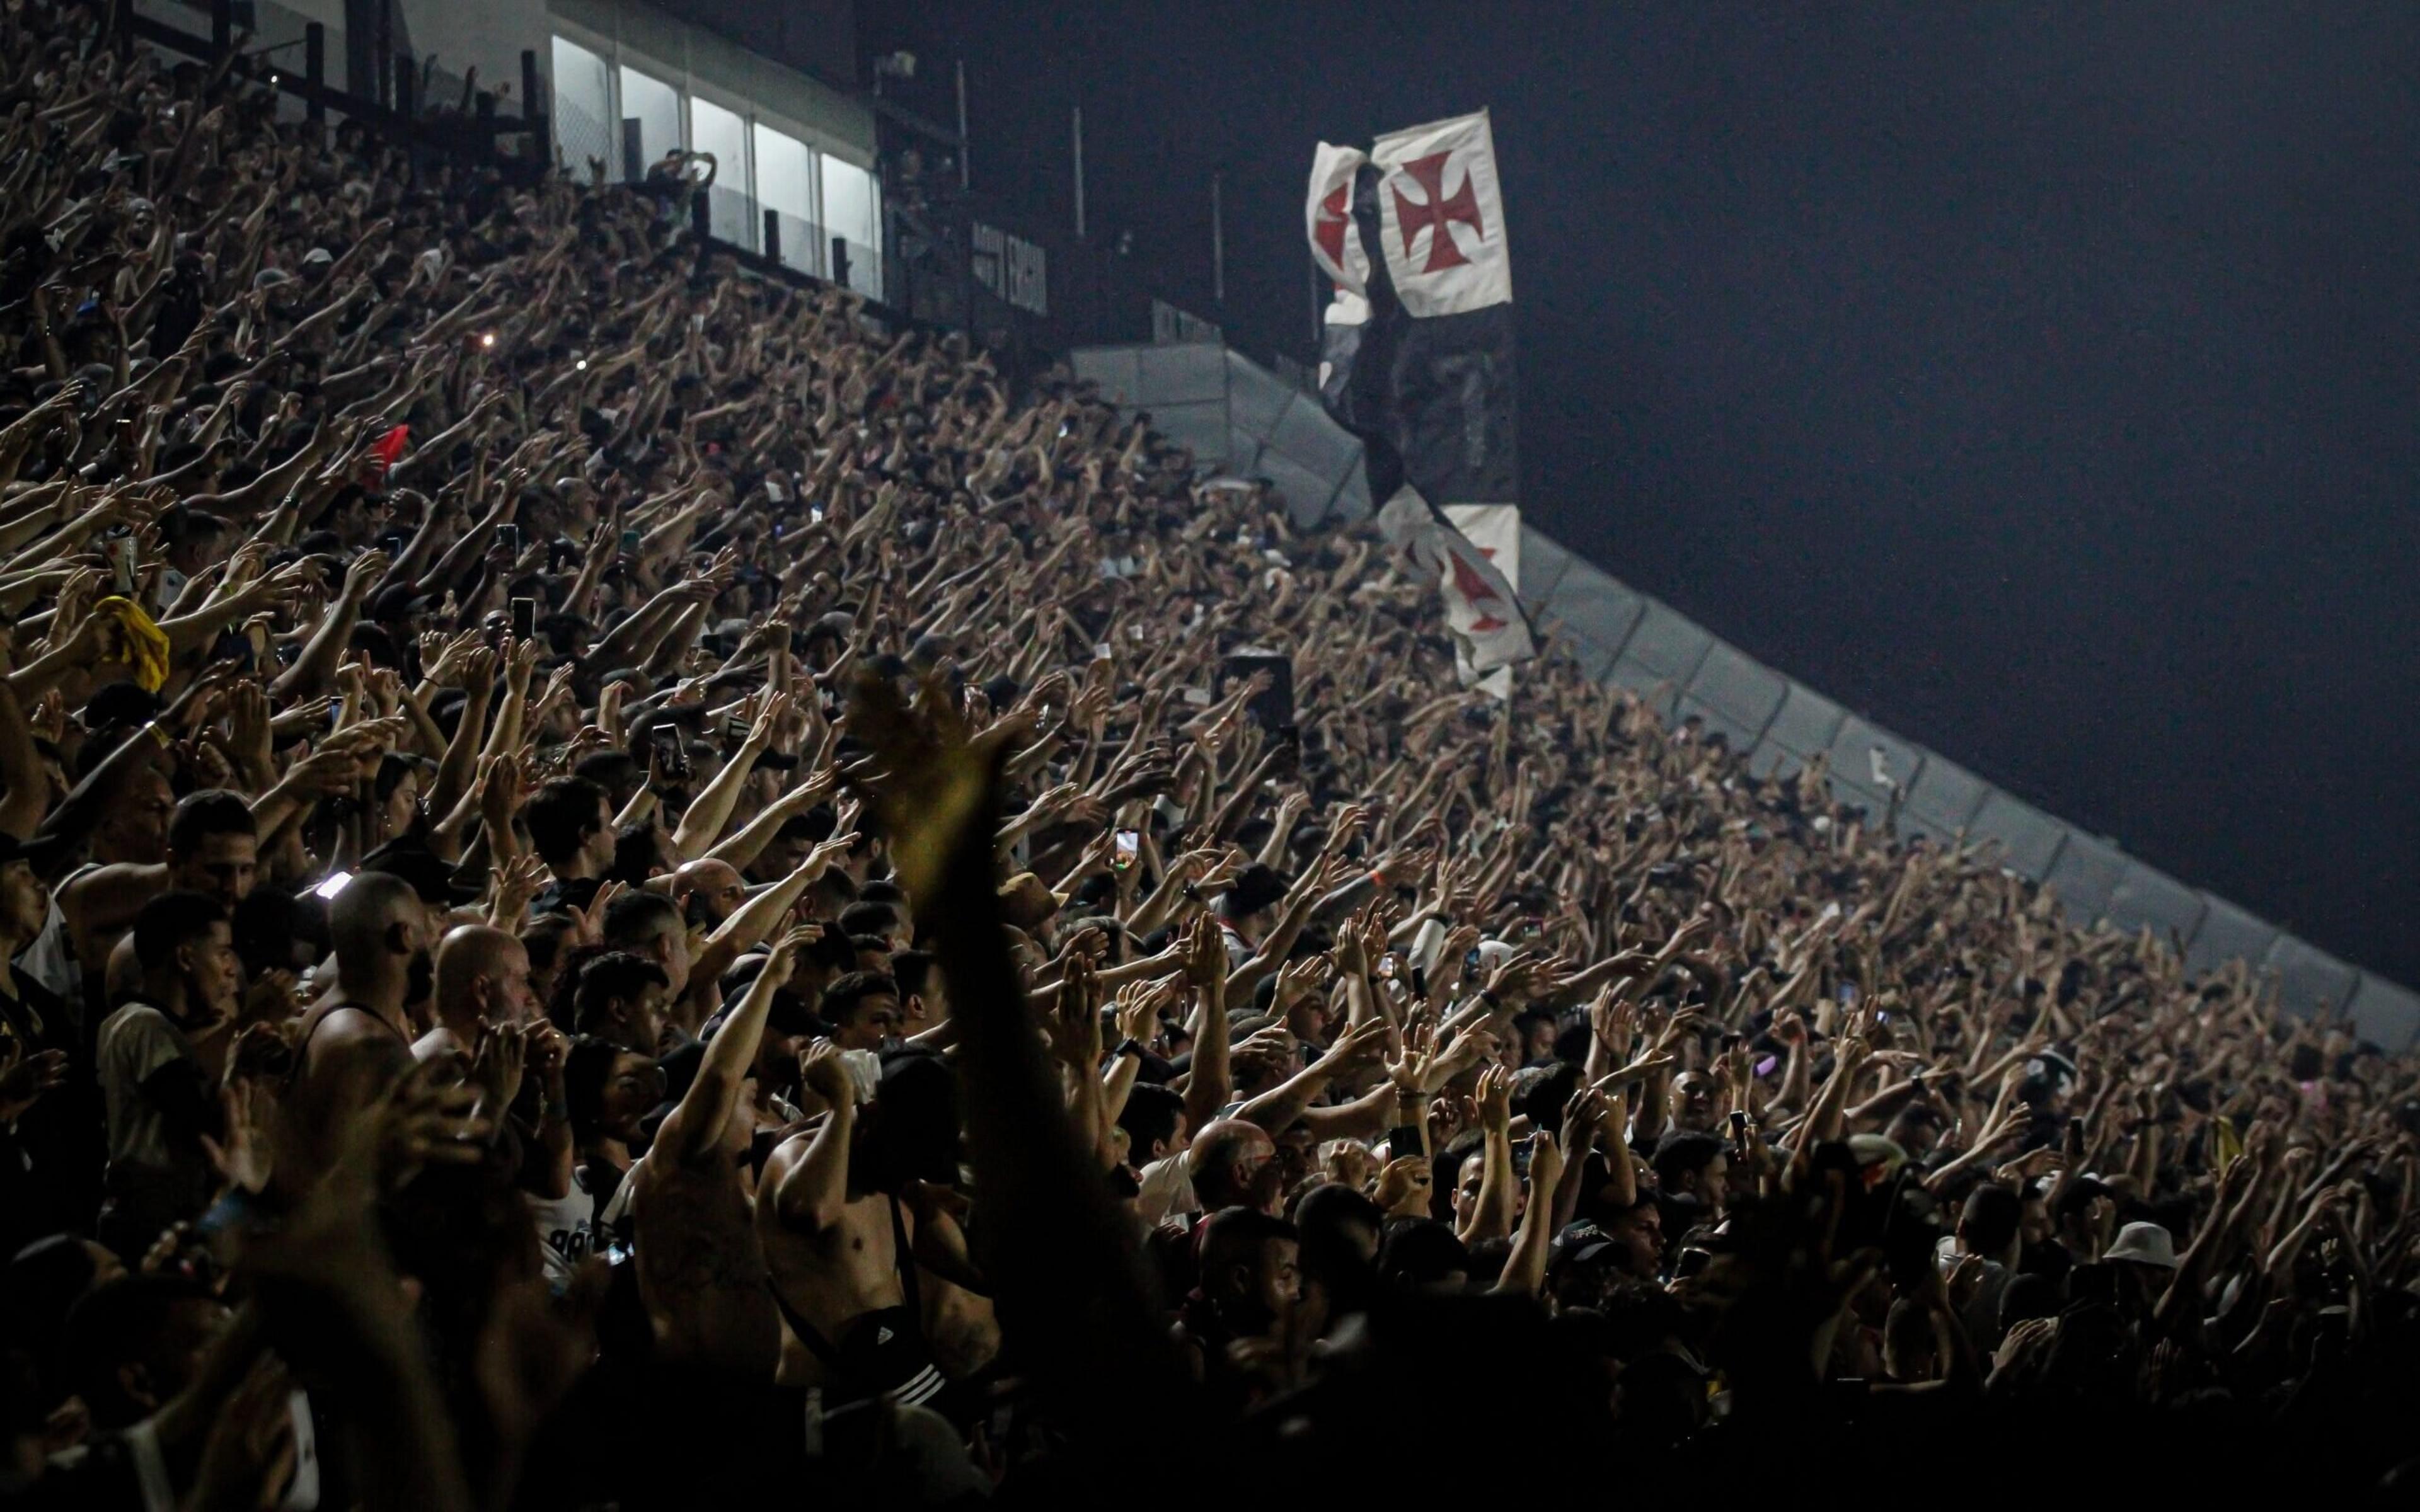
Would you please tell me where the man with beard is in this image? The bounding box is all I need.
[670,857,747,931]
[414,925,541,1064]
[285,871,432,1177]
[1175,1207,1301,1404]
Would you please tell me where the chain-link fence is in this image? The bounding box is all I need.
[550,94,618,185]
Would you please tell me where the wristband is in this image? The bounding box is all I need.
[1113,1038,1144,1060]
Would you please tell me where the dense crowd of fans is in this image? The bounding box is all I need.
[0,3,2415,1505]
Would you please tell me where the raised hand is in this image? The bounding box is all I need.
[1526,1129,1565,1196]
[798,1039,853,1107]
[1051,953,1104,1070]
[1317,1018,1393,1077]
[1373,1154,1434,1218]
[763,925,823,987]
[1112,983,1159,1048]
[199,1078,277,1195]
[470,1020,529,1114]
[1474,1063,1513,1134]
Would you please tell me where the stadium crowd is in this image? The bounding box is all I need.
[0,2,2416,1504]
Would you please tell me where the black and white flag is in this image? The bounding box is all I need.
[1308,108,1533,685]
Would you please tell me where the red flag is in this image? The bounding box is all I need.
[367,424,410,481]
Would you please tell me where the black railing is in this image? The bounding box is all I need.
[115,0,547,168]
[112,0,1245,382]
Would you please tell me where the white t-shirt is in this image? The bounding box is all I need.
[1136,1147,1197,1228]
[528,1164,607,1288]
[17,883,88,1015]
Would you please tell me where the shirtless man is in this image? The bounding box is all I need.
[284,873,429,1183]
[757,1041,994,1411]
[621,927,817,1381]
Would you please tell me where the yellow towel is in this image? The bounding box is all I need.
[92,596,172,692]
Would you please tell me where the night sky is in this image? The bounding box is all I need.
[860,3,2420,987]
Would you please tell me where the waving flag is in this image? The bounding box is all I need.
[1371,111,1512,318]
[1376,486,1533,677]
[1306,108,1533,690]
[1305,142,1372,295]
[366,423,411,485]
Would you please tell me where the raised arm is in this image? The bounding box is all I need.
[1494,1131,1566,1297]
[657,927,812,1167]
[669,696,784,862]
[1234,1019,1388,1135]
[1178,914,1231,1135]
[771,1042,858,1233]
[693,832,856,983]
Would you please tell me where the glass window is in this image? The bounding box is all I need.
[549,36,614,180]
[688,96,750,201]
[753,123,818,276]
[821,153,882,297]
[689,96,753,249]
[752,124,812,219]
[617,64,681,182]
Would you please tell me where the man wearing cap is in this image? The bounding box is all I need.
[2102,1220,2179,1278]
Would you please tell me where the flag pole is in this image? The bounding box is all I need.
[1212,168,1226,306]
[955,60,971,190]
[1072,104,1086,239]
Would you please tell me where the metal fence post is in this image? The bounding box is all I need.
[832,238,850,292]
[395,57,416,122]
[304,23,325,123]
[763,210,781,267]
[210,0,231,55]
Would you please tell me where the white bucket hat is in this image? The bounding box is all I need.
[2102,1221,2178,1269]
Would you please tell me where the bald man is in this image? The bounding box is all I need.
[414,925,539,1065]
[1188,1119,1283,1218]
[671,858,748,931]
[284,873,430,1186]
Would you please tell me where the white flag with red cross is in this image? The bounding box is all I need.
[1371,110,1512,318]
[1305,142,1372,295]
[1376,486,1535,679]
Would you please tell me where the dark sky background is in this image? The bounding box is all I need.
[859,2,2420,986]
